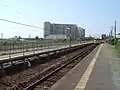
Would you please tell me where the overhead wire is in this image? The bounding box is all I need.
[0,18,43,29]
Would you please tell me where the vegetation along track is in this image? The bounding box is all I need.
[23,44,97,90]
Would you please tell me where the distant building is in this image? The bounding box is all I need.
[44,22,85,39]
[44,22,52,37]
[45,34,67,39]
[78,27,85,39]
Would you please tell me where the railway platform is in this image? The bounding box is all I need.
[0,42,90,62]
[49,44,117,90]
[0,42,94,67]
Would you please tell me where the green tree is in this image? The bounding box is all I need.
[35,36,39,40]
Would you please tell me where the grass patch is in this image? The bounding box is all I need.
[112,41,120,58]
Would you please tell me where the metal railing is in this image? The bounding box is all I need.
[0,40,88,60]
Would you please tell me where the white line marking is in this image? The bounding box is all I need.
[74,44,103,90]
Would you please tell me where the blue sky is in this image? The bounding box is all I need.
[0,0,120,38]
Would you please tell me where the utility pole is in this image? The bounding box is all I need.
[114,20,116,46]
[29,34,31,38]
[69,26,71,47]
[1,33,3,39]
[110,26,113,39]
[111,27,113,37]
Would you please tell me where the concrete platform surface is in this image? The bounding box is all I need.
[49,44,116,90]
[84,44,116,90]
[49,43,100,90]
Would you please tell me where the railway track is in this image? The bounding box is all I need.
[0,43,97,90]
[23,44,96,90]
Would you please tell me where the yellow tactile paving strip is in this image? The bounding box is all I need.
[74,44,103,90]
